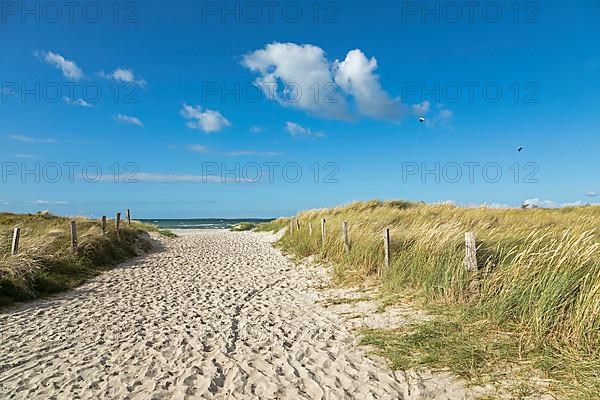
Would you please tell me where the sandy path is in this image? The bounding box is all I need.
[1,230,481,399]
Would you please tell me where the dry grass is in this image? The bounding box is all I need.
[259,200,600,398]
[0,212,164,306]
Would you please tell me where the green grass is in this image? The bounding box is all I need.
[0,212,162,307]
[230,222,257,231]
[255,217,289,232]
[271,200,600,398]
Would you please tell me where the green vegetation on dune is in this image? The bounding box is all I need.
[258,200,600,398]
[230,222,257,231]
[0,212,167,306]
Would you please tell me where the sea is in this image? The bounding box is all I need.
[139,218,274,230]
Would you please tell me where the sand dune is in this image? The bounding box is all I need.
[1,230,492,399]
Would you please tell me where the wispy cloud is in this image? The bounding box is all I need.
[227,150,282,157]
[35,50,83,80]
[180,103,231,133]
[412,101,453,128]
[114,114,144,127]
[285,121,325,139]
[64,97,94,107]
[8,134,56,143]
[586,192,598,197]
[250,125,265,134]
[98,68,147,87]
[27,200,69,205]
[185,144,209,153]
[103,172,255,183]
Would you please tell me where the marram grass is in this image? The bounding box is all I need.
[259,200,600,397]
[0,212,170,306]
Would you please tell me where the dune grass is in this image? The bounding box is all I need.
[258,200,600,397]
[230,222,257,232]
[0,212,165,307]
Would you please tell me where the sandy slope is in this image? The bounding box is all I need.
[1,230,490,399]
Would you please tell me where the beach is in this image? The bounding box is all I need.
[1,229,494,399]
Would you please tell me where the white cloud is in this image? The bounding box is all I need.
[35,50,83,80]
[250,125,265,133]
[333,49,405,120]
[8,134,55,143]
[180,104,231,133]
[242,43,349,120]
[64,97,93,107]
[98,68,147,86]
[102,172,254,183]
[285,121,325,139]
[114,114,144,127]
[412,102,453,128]
[586,192,598,197]
[185,144,209,153]
[243,43,405,121]
[412,100,431,116]
[522,198,558,208]
[228,150,282,157]
[28,200,68,205]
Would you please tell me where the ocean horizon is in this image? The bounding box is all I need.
[140,218,274,230]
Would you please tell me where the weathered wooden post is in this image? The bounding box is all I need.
[101,216,107,235]
[464,232,480,295]
[126,209,131,226]
[342,221,350,253]
[464,232,478,273]
[321,218,326,246]
[70,220,78,253]
[383,228,391,271]
[289,219,294,234]
[296,219,300,231]
[115,212,121,240]
[308,221,313,236]
[11,227,20,255]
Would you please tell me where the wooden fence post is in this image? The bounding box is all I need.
[11,227,20,255]
[321,218,326,246]
[289,219,294,234]
[115,212,121,240]
[308,221,313,236]
[126,209,131,226]
[101,216,107,235]
[342,221,350,252]
[296,219,300,231]
[464,232,478,273]
[70,220,78,253]
[383,228,391,271]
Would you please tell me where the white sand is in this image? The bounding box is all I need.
[0,230,498,399]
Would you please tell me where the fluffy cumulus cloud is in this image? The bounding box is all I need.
[98,68,146,86]
[242,43,403,121]
[114,114,144,127]
[180,104,231,133]
[333,49,405,120]
[35,51,83,80]
[285,121,325,139]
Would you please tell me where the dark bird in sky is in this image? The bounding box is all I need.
[419,117,425,123]
[517,146,524,152]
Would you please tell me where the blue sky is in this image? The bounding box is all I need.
[1,0,599,218]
